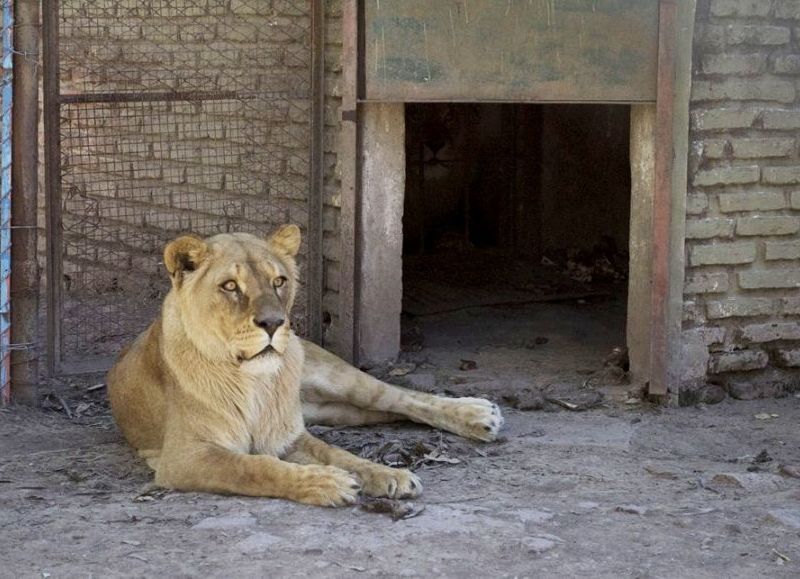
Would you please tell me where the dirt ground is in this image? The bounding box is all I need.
[2,302,800,578]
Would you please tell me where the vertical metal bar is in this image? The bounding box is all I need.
[307,0,325,344]
[42,0,62,376]
[649,0,677,398]
[337,0,358,362]
[10,0,40,403]
[1,0,13,404]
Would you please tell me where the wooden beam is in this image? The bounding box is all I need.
[649,0,678,398]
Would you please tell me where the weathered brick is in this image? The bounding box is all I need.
[702,53,767,75]
[683,300,707,324]
[719,191,786,212]
[694,166,760,187]
[766,241,800,260]
[743,322,800,342]
[775,0,800,19]
[774,55,800,74]
[783,297,800,314]
[692,79,795,103]
[707,298,775,319]
[775,350,800,368]
[731,138,795,158]
[710,350,769,373]
[727,25,791,45]
[692,108,758,130]
[703,139,728,159]
[739,269,800,289]
[711,0,772,17]
[686,218,735,239]
[686,194,708,216]
[763,166,800,184]
[736,216,800,236]
[792,191,800,209]
[691,242,757,265]
[685,272,730,294]
[762,110,800,129]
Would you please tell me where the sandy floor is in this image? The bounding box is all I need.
[2,303,799,578]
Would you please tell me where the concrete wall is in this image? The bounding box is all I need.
[683,0,800,397]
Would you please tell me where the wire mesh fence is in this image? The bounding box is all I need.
[44,0,320,374]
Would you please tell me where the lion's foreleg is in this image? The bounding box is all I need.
[154,444,360,507]
[285,432,421,499]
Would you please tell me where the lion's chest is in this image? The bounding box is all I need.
[238,356,305,457]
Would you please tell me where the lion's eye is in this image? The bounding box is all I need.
[221,280,238,292]
[273,276,287,288]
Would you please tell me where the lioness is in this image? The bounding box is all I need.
[108,225,503,506]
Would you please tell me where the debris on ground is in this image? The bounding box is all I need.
[459,359,478,371]
[358,497,425,521]
[754,413,779,420]
[543,383,605,411]
[401,325,425,352]
[314,427,482,471]
[615,505,648,515]
[752,450,773,464]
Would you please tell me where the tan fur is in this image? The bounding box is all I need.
[108,225,503,506]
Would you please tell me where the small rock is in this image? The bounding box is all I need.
[403,373,436,390]
[705,473,786,493]
[388,363,415,377]
[615,505,647,515]
[193,513,256,530]
[521,536,557,554]
[236,532,282,553]
[779,464,800,479]
[502,388,545,411]
[534,336,549,345]
[767,509,800,530]
[576,501,600,510]
[698,384,726,405]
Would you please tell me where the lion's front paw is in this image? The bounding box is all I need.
[358,466,422,499]
[289,465,362,507]
[439,397,504,442]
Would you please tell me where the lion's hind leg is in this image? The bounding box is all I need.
[301,341,504,441]
[302,401,404,427]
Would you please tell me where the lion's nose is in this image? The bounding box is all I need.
[255,316,285,337]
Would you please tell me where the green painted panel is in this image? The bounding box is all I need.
[363,0,659,102]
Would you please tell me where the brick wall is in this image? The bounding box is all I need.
[684,0,800,397]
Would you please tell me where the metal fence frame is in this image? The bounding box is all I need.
[42,0,324,376]
[1,0,12,402]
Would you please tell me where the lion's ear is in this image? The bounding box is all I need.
[163,235,208,279]
[267,224,301,257]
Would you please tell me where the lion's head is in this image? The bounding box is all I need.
[162,224,302,364]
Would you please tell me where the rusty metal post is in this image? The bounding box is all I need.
[649,0,678,399]
[42,0,61,376]
[337,0,358,362]
[10,0,41,404]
